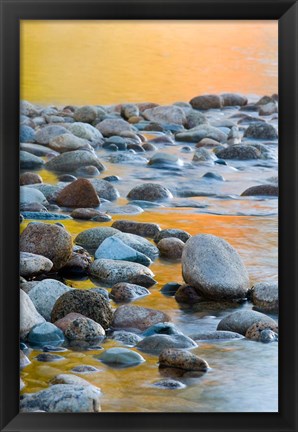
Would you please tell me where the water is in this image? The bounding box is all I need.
[21,21,277,105]
[20,21,278,412]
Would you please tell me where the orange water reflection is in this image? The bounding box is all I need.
[21,20,278,105]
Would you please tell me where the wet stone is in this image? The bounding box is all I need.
[36,353,65,362]
[152,379,186,390]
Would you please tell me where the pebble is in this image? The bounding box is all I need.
[152,379,186,390]
[71,208,111,221]
[20,172,43,186]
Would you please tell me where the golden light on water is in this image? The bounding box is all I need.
[20,20,278,105]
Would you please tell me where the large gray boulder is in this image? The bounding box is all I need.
[182,234,250,300]
[20,384,101,412]
[20,186,48,206]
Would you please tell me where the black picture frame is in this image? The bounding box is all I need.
[0,0,297,431]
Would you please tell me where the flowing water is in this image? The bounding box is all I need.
[20,21,278,412]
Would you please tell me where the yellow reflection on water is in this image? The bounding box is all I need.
[21,20,277,105]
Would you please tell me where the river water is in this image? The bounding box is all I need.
[20,21,278,412]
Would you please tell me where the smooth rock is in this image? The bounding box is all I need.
[189,330,243,341]
[45,150,105,172]
[159,349,209,371]
[221,93,248,107]
[190,94,223,110]
[243,122,278,140]
[175,125,227,143]
[71,208,111,221]
[20,384,102,412]
[20,252,53,278]
[101,231,153,259]
[94,237,152,266]
[75,227,119,251]
[192,148,215,162]
[251,281,278,312]
[27,322,65,347]
[136,334,197,354]
[35,125,69,144]
[90,259,154,286]
[49,133,92,153]
[20,151,45,169]
[111,220,160,238]
[20,222,73,271]
[157,238,184,259]
[51,290,113,329]
[216,145,261,160]
[127,183,173,202]
[241,185,278,197]
[185,110,208,129]
[96,118,134,137]
[111,331,142,346]
[64,316,105,341]
[112,305,170,331]
[56,178,100,208]
[148,152,183,169]
[182,234,250,300]
[59,249,92,277]
[258,102,278,116]
[51,374,99,387]
[121,104,140,119]
[217,310,278,335]
[154,229,191,244]
[71,365,101,374]
[28,279,72,321]
[175,285,202,304]
[202,172,225,181]
[110,282,150,302]
[74,106,98,123]
[20,290,45,339]
[66,122,104,142]
[97,347,145,368]
[245,321,279,341]
[20,186,48,206]
[143,105,186,125]
[89,179,120,201]
[20,172,43,186]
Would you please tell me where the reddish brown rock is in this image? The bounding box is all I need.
[54,313,86,332]
[157,238,184,260]
[56,179,100,208]
[20,172,43,186]
[20,223,73,271]
[70,208,111,221]
[245,321,278,341]
[159,349,209,371]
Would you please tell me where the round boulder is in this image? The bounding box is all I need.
[112,305,170,331]
[157,238,184,259]
[251,281,278,312]
[127,183,173,202]
[159,348,209,371]
[20,222,73,271]
[51,289,113,329]
[243,122,278,140]
[241,185,278,197]
[182,234,250,300]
